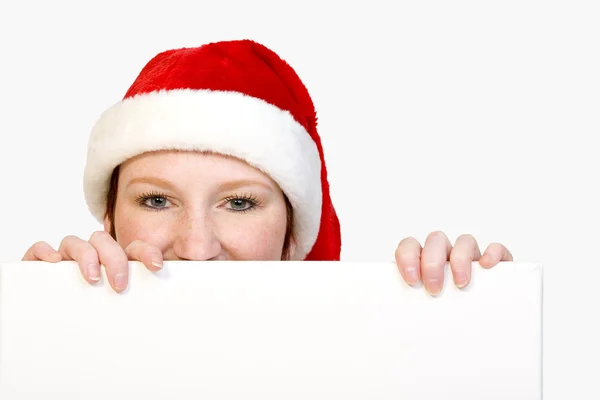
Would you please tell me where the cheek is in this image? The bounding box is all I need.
[220,211,288,260]
[113,198,289,261]
[113,203,173,252]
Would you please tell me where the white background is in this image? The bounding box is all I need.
[0,0,597,398]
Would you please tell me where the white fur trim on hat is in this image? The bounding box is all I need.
[83,89,322,260]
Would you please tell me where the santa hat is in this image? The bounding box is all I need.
[83,39,341,261]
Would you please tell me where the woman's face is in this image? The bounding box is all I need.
[104,150,293,261]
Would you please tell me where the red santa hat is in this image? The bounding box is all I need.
[83,39,341,261]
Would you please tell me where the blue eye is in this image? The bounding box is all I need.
[146,196,168,209]
[224,195,260,213]
[229,198,252,211]
[135,192,171,210]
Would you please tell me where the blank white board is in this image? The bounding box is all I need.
[0,261,542,399]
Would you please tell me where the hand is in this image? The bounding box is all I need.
[21,232,164,292]
[394,231,513,295]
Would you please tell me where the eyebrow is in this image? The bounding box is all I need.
[216,179,276,193]
[126,177,275,193]
[126,177,179,191]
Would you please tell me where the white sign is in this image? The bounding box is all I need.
[0,261,542,399]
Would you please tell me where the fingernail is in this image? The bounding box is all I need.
[87,264,100,281]
[152,258,163,269]
[427,278,442,296]
[404,266,418,284]
[114,273,128,291]
[455,272,469,288]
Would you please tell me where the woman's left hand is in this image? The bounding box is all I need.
[394,231,513,295]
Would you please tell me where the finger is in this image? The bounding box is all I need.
[479,242,513,268]
[88,231,130,292]
[394,237,422,285]
[22,241,62,262]
[58,235,102,284]
[420,231,452,296]
[123,240,163,272]
[449,234,481,289]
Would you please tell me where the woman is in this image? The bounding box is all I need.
[22,39,512,295]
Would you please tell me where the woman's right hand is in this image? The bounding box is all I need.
[21,231,163,292]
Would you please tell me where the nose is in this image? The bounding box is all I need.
[169,213,223,261]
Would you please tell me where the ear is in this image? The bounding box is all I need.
[287,236,297,260]
[103,214,112,234]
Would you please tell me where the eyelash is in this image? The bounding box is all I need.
[134,191,262,213]
[222,193,262,213]
[135,191,170,212]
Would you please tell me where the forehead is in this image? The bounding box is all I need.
[119,150,278,187]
